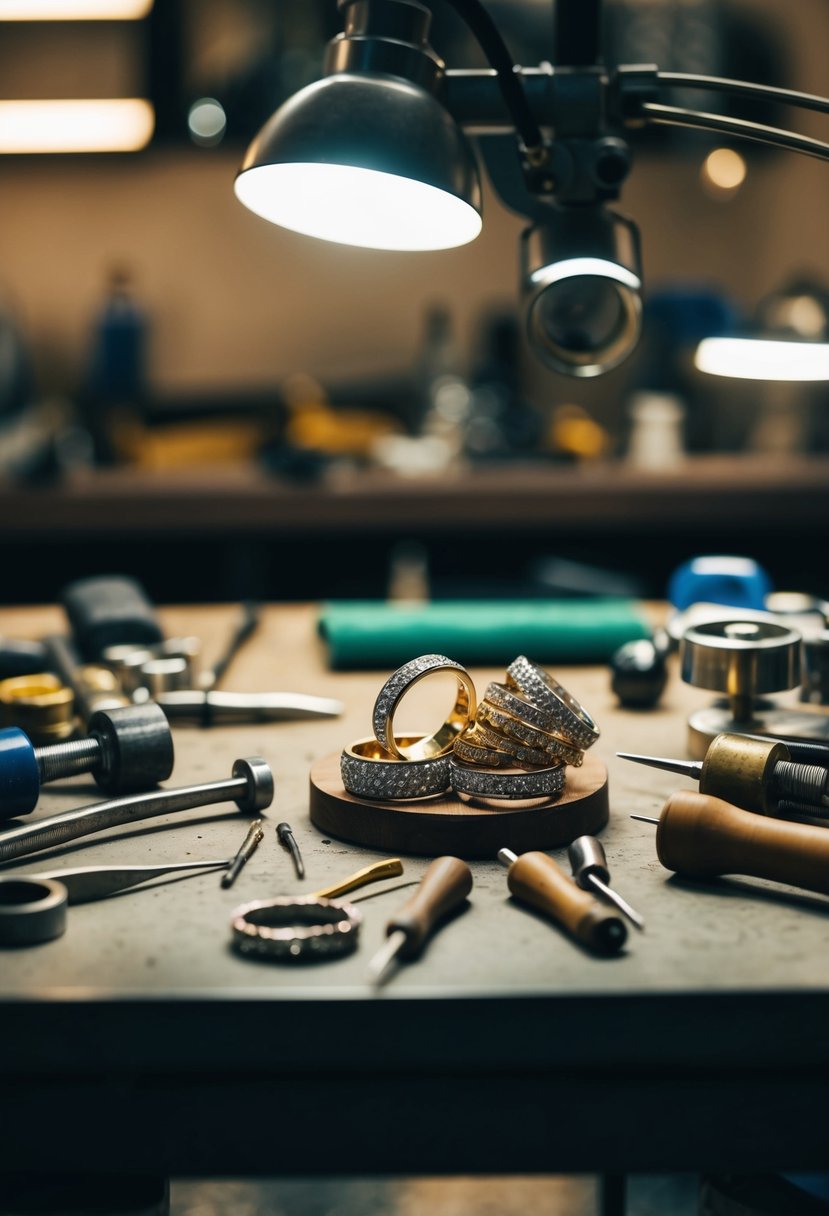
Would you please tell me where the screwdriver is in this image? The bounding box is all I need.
[367,856,473,984]
[619,732,829,816]
[567,836,645,930]
[632,790,829,896]
[497,848,627,955]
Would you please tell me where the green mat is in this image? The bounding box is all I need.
[318,599,650,669]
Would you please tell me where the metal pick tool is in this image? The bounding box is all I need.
[276,822,305,879]
[221,819,265,888]
[567,836,645,930]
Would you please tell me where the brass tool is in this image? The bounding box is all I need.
[276,821,305,879]
[632,790,829,896]
[619,732,829,817]
[311,857,404,901]
[567,836,645,930]
[0,673,75,744]
[367,855,473,984]
[221,818,265,888]
[498,847,627,954]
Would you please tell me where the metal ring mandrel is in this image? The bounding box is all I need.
[0,702,175,821]
[230,895,362,962]
[0,756,274,866]
[0,876,67,946]
[341,736,451,800]
[371,654,476,761]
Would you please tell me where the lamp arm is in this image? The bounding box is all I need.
[641,101,829,164]
[655,72,829,118]
[433,0,544,153]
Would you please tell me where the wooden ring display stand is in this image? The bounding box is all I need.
[309,750,609,859]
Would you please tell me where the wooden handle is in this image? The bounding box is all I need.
[507,851,626,955]
[387,856,473,957]
[658,791,829,896]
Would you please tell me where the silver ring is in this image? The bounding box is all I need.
[505,657,600,749]
[450,758,566,801]
[341,735,451,801]
[230,896,362,961]
[371,654,476,761]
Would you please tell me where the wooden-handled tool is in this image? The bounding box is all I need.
[368,856,473,983]
[498,848,627,955]
[634,790,829,895]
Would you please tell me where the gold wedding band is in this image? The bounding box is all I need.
[372,654,476,762]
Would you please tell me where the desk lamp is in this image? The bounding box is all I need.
[695,278,829,382]
[234,0,829,378]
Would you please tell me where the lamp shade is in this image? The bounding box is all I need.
[234,72,483,252]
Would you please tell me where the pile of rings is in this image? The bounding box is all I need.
[340,653,600,804]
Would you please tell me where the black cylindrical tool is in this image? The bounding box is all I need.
[61,574,164,660]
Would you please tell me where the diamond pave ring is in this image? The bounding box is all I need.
[342,735,452,801]
[372,654,476,762]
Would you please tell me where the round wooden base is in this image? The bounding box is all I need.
[309,750,609,859]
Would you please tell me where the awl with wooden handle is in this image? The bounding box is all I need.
[498,848,627,954]
[368,855,473,983]
[634,790,829,895]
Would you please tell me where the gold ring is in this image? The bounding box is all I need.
[372,654,476,761]
[341,735,452,801]
[476,701,584,767]
[472,721,561,771]
[454,729,515,769]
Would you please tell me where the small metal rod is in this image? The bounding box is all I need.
[586,873,645,931]
[202,601,262,691]
[276,822,305,880]
[221,819,265,888]
[631,815,659,825]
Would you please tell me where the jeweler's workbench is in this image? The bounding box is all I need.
[1,602,828,1179]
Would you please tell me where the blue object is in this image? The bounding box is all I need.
[667,555,773,612]
[0,726,40,819]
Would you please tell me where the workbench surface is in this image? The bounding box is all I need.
[1,603,827,1177]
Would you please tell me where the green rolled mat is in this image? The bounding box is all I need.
[318,599,650,670]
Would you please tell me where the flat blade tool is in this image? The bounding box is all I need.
[30,859,230,903]
[619,732,829,816]
[311,857,404,901]
[567,836,644,930]
[368,855,473,984]
[498,847,627,954]
[633,790,829,896]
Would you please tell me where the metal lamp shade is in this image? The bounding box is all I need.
[234,72,483,251]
